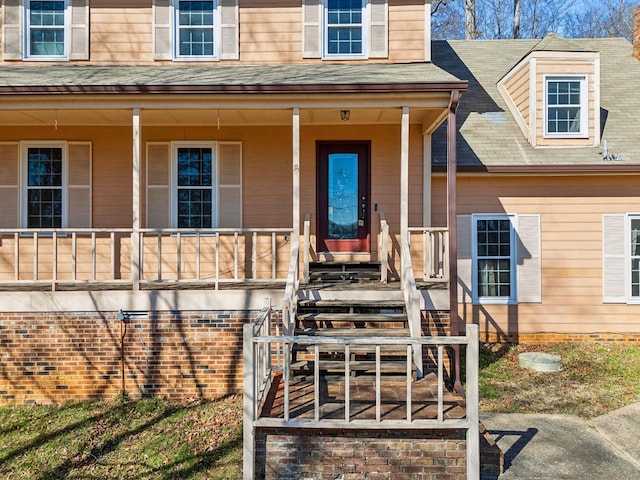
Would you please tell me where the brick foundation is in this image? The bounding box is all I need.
[479,332,640,344]
[255,428,467,480]
[0,310,257,405]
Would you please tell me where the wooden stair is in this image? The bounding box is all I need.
[293,266,416,379]
[307,261,382,284]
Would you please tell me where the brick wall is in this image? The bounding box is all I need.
[255,428,467,480]
[0,310,257,405]
[480,331,640,344]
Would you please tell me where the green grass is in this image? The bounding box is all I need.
[478,342,640,418]
[2,342,640,478]
[0,395,243,480]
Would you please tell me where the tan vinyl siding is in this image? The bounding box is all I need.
[91,2,153,64]
[502,62,530,125]
[1,0,426,65]
[387,0,426,63]
[433,173,640,337]
[535,58,597,147]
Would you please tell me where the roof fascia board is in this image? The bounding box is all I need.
[0,92,456,111]
[0,81,468,96]
[432,164,640,174]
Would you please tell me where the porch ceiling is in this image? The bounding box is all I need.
[0,107,448,128]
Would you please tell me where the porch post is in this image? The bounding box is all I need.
[132,108,141,291]
[292,108,301,241]
[422,133,432,227]
[400,106,410,250]
[447,91,461,390]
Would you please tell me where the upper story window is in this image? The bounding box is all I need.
[26,1,67,59]
[544,76,588,138]
[325,0,365,58]
[152,0,238,61]
[302,0,388,60]
[1,0,88,62]
[175,0,217,59]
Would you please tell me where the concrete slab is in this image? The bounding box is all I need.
[481,412,640,479]
[590,402,640,470]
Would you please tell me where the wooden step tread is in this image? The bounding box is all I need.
[297,313,407,323]
[291,359,413,373]
[310,261,381,267]
[298,299,405,308]
[294,327,410,337]
[293,344,411,353]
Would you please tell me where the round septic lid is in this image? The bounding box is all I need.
[518,352,563,372]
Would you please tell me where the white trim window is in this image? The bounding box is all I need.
[544,75,588,138]
[174,0,218,60]
[472,214,517,304]
[324,0,366,59]
[21,142,66,228]
[25,0,69,60]
[171,143,217,228]
[629,215,640,300]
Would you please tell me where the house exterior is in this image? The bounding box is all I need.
[0,0,467,406]
[1,1,640,476]
[431,33,640,344]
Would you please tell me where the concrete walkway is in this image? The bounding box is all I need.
[480,403,640,479]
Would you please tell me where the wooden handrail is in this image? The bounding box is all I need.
[378,211,389,283]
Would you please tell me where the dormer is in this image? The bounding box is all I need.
[497,34,600,148]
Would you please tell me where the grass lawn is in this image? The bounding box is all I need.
[2,342,640,478]
[478,342,640,418]
[0,394,243,480]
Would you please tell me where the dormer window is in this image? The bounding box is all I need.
[544,76,588,138]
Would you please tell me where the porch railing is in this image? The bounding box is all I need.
[0,227,293,290]
[408,227,450,282]
[243,325,480,479]
[401,240,424,377]
[378,211,389,283]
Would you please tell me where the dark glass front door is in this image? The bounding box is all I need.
[317,142,370,252]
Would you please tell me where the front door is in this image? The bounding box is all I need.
[317,141,371,253]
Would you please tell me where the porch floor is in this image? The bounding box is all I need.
[260,372,466,422]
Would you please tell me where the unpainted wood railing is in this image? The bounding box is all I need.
[378,211,389,283]
[408,227,450,282]
[243,325,480,479]
[0,227,293,290]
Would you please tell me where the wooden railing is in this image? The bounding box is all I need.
[282,241,300,336]
[243,325,480,479]
[408,227,450,282]
[401,240,424,377]
[378,211,389,283]
[0,227,293,290]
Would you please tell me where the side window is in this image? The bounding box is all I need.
[22,143,65,228]
[175,0,217,59]
[472,215,516,304]
[630,216,640,299]
[544,76,588,138]
[26,1,68,59]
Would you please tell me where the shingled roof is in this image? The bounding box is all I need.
[431,36,640,168]
[0,62,464,93]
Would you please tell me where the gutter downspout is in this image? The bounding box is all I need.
[447,90,463,394]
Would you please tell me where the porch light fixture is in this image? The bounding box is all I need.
[340,110,350,121]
